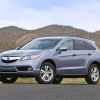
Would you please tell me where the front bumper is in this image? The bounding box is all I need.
[0,70,39,77]
[0,60,40,77]
[0,65,40,77]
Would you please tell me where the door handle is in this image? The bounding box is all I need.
[88,53,92,56]
[72,54,77,56]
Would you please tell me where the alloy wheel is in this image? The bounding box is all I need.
[40,64,54,82]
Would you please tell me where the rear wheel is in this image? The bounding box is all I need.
[1,76,17,84]
[35,62,56,84]
[85,64,100,84]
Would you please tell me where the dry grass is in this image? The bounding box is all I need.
[16,78,35,84]
[16,78,86,84]
[62,78,86,84]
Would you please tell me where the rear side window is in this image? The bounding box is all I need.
[74,40,96,50]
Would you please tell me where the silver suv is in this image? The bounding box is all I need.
[0,36,100,84]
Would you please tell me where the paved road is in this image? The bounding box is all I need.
[0,84,100,100]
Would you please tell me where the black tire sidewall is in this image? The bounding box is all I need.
[53,76,63,84]
[86,64,100,84]
[1,76,17,83]
[36,62,56,84]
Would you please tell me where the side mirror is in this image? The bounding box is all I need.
[56,47,68,54]
[59,47,68,51]
[15,47,20,50]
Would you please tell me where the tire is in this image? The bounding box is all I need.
[35,62,56,84]
[85,63,100,84]
[1,76,17,84]
[53,76,63,84]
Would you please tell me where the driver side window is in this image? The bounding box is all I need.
[60,40,73,50]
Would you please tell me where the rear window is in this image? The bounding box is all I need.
[74,40,96,50]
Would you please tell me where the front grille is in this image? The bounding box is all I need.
[16,66,33,71]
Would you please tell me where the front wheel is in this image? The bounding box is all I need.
[35,62,56,84]
[85,64,100,84]
[1,76,17,84]
[53,76,63,84]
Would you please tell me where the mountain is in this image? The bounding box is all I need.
[0,26,31,52]
[16,25,91,47]
[0,24,100,52]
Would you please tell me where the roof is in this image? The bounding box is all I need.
[36,36,95,43]
[35,36,96,48]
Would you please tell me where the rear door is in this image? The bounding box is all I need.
[56,39,96,75]
[55,39,86,75]
[71,39,96,74]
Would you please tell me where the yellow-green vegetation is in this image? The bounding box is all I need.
[16,78,86,84]
[62,78,86,84]
[16,78,36,84]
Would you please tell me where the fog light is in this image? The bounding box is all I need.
[27,67,33,71]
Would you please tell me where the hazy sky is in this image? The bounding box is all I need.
[0,0,100,32]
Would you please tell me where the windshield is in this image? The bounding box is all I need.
[21,38,61,50]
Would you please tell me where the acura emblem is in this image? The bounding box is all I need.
[2,56,9,61]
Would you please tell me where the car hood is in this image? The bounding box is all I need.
[0,49,44,57]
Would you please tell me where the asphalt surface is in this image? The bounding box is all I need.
[0,84,100,100]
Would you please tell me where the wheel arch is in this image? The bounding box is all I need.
[41,59,56,68]
[88,60,100,70]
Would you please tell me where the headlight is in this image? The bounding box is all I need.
[21,55,40,61]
